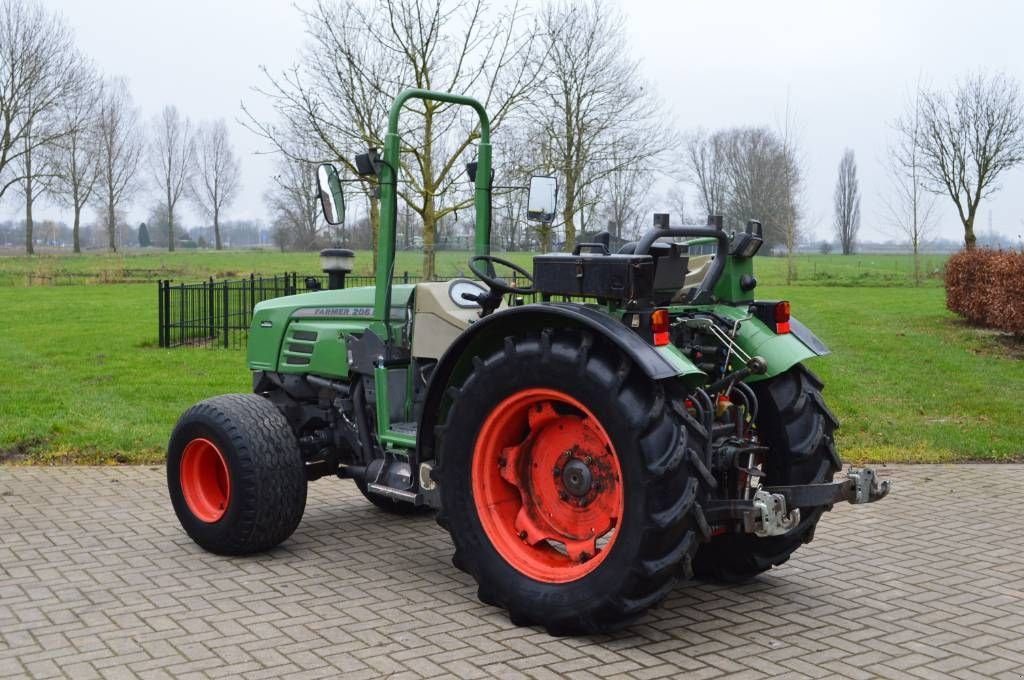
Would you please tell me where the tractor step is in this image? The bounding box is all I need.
[390,421,417,436]
[366,483,419,504]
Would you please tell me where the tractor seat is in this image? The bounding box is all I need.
[617,242,689,303]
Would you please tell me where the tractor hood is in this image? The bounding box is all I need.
[247,284,415,374]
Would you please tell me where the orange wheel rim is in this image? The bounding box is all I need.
[180,438,231,523]
[472,388,624,583]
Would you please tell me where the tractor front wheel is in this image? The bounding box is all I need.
[167,394,307,555]
[436,330,711,635]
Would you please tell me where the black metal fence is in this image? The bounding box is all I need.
[156,271,571,349]
[157,272,423,349]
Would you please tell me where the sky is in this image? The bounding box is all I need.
[9,0,1024,245]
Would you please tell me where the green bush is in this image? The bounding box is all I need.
[945,248,1024,336]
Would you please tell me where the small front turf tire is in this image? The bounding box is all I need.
[167,393,307,555]
[692,365,841,582]
[436,329,711,635]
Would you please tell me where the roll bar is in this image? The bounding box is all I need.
[375,89,493,334]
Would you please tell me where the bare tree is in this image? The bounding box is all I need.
[149,105,195,251]
[915,72,1024,249]
[49,66,103,253]
[0,0,86,253]
[683,129,728,218]
[778,105,804,283]
[246,0,396,269]
[250,0,539,278]
[94,78,143,252]
[720,126,801,253]
[664,186,688,224]
[492,124,540,250]
[264,149,322,251]
[682,122,802,269]
[833,149,861,255]
[886,90,936,285]
[190,120,240,250]
[532,0,671,251]
[599,137,654,241]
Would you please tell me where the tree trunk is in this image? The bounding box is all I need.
[73,205,81,253]
[912,241,921,286]
[562,174,576,252]
[369,195,379,276]
[963,214,977,250]
[540,222,552,253]
[214,207,222,250]
[107,202,117,252]
[24,177,34,255]
[422,200,436,281]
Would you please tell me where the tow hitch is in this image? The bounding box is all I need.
[704,467,892,537]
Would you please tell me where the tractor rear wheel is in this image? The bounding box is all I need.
[692,365,841,582]
[167,394,307,555]
[436,330,711,635]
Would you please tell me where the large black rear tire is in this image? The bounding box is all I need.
[436,329,712,635]
[692,365,841,582]
[167,394,307,555]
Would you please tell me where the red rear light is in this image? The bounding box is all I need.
[775,301,791,334]
[651,308,670,346]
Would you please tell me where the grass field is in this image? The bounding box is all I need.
[1,249,1020,465]
[0,247,950,288]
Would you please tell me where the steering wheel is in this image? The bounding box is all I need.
[468,255,535,295]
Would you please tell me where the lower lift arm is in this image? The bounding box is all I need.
[703,467,892,537]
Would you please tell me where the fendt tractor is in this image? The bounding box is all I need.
[167,89,890,635]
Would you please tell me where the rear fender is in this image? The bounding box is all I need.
[415,303,704,463]
[737,314,828,383]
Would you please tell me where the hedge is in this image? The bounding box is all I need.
[945,248,1024,337]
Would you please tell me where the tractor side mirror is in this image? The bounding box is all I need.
[316,163,345,226]
[526,175,558,223]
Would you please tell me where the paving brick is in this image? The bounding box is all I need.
[0,464,1021,679]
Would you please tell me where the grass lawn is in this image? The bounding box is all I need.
[0,250,1020,464]
[1,247,950,288]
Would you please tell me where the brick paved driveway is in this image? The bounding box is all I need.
[1,464,1022,679]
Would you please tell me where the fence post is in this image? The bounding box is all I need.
[403,271,409,284]
[207,277,214,343]
[178,282,185,347]
[163,281,171,347]
[157,281,164,348]
[222,281,229,349]
[248,273,255,329]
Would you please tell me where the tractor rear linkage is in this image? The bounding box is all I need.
[703,467,892,537]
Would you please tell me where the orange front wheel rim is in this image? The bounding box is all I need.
[179,438,231,523]
[472,388,624,583]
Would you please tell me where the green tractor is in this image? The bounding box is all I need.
[167,88,889,635]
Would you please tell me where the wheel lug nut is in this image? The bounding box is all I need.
[579,552,590,563]
[518,530,527,540]
[553,466,561,477]
[559,491,569,501]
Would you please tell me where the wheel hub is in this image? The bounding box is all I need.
[179,437,231,523]
[560,457,593,497]
[471,388,624,583]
